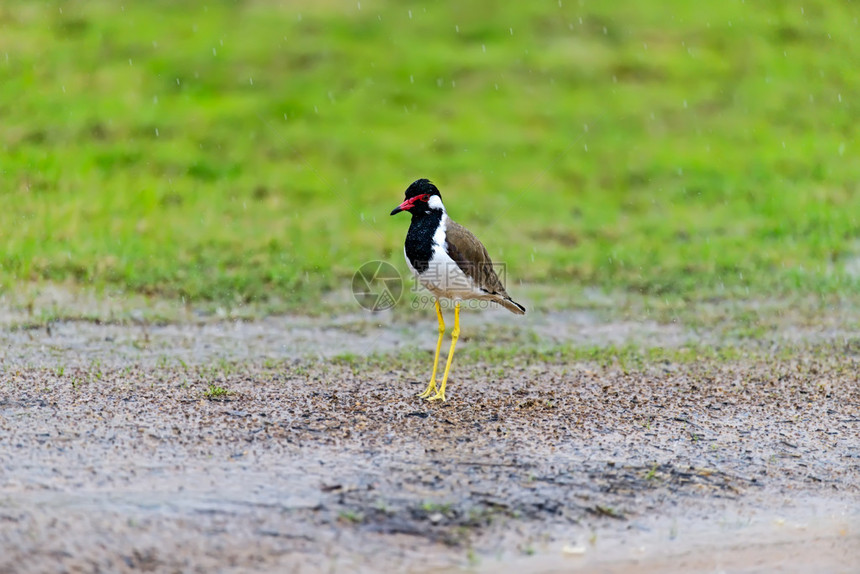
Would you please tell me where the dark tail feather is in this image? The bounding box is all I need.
[497,296,526,315]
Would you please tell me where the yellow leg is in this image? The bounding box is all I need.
[428,302,459,402]
[418,300,445,398]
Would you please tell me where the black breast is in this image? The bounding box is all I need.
[404,211,442,274]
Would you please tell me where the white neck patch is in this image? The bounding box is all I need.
[428,195,446,212]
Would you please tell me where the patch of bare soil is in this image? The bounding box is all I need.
[1,355,858,573]
[0,307,689,368]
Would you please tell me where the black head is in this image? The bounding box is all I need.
[390,179,442,216]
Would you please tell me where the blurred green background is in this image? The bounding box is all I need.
[2,0,858,309]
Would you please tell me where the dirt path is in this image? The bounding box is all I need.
[0,306,692,368]
[2,340,858,572]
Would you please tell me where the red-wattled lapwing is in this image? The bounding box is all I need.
[390,179,526,401]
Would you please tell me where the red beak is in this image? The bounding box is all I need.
[390,196,417,215]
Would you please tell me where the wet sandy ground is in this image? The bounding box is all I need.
[0,307,692,369]
[2,325,859,573]
[4,284,858,368]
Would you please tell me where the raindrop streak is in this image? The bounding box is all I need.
[408,9,412,18]
[155,128,160,137]
[357,1,361,9]
[213,48,217,56]
[510,28,514,35]
[249,77,253,85]
[482,44,486,53]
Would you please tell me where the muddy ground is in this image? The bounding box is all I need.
[1,302,859,573]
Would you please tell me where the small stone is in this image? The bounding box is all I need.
[562,544,586,556]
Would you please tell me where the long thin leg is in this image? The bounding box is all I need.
[418,299,445,398]
[428,302,459,402]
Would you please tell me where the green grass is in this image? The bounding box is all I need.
[2,0,859,308]
[203,383,232,400]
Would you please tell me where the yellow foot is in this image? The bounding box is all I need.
[425,389,446,402]
[417,380,437,398]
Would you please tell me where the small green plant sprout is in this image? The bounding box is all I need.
[204,384,232,400]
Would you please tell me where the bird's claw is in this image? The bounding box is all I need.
[417,381,437,398]
[425,391,446,402]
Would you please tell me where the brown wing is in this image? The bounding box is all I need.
[444,219,511,297]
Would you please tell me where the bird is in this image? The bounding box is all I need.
[390,179,526,402]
